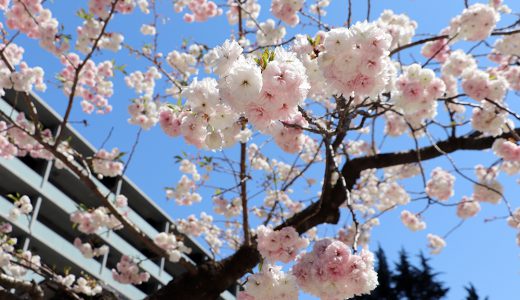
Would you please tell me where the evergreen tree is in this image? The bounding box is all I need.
[465,283,489,300]
[353,248,450,300]
[373,247,398,300]
[393,249,419,300]
[412,252,449,299]
[354,246,398,300]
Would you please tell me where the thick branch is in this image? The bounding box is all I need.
[0,274,43,300]
[149,128,520,299]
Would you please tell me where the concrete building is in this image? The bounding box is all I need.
[0,89,236,299]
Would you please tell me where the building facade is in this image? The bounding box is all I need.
[0,89,236,299]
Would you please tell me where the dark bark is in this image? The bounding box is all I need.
[147,245,260,300]
[147,129,519,300]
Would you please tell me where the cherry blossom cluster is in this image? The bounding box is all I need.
[256,19,286,47]
[426,234,446,255]
[161,40,312,153]
[0,113,55,160]
[473,164,503,204]
[471,100,509,136]
[175,213,223,253]
[8,195,33,220]
[125,66,161,95]
[4,0,68,54]
[112,255,150,284]
[350,169,381,212]
[456,196,481,219]
[499,159,520,176]
[166,175,202,205]
[115,194,128,208]
[350,169,411,215]
[400,210,426,232]
[377,181,410,210]
[393,64,446,124]
[425,167,455,201]
[449,3,500,41]
[383,111,408,137]
[291,32,334,101]
[261,189,303,221]
[57,274,103,296]
[0,228,41,279]
[489,0,511,13]
[494,33,520,58]
[461,68,508,102]
[238,265,298,300]
[309,0,330,16]
[384,163,421,180]
[70,207,122,234]
[91,148,124,178]
[441,50,477,78]
[292,238,378,299]
[318,22,392,98]
[271,0,303,27]
[345,140,371,157]
[179,159,201,180]
[508,208,520,246]
[338,219,379,249]
[376,10,417,50]
[256,225,308,263]
[217,45,309,129]
[140,24,156,35]
[181,77,239,148]
[7,250,41,278]
[174,0,222,23]
[59,53,114,114]
[0,232,16,271]
[167,48,199,77]
[0,121,17,158]
[225,0,260,29]
[507,208,520,229]
[0,43,46,94]
[492,138,520,161]
[440,50,477,99]
[88,0,145,18]
[73,238,109,259]
[154,232,191,262]
[421,28,450,63]
[501,66,520,91]
[158,89,239,150]
[76,18,124,53]
[213,196,241,218]
[126,67,162,129]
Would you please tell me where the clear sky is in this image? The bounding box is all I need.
[4,0,520,299]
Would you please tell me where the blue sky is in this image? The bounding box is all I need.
[4,0,520,299]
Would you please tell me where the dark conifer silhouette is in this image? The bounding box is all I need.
[352,247,485,300]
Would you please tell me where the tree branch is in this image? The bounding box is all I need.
[147,127,520,299]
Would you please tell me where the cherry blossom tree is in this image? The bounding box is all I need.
[0,0,520,299]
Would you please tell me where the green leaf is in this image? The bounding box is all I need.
[307,35,314,46]
[115,64,128,75]
[269,51,275,62]
[114,151,127,160]
[78,203,88,211]
[315,34,321,45]
[6,194,19,203]
[55,74,66,83]
[76,8,93,20]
